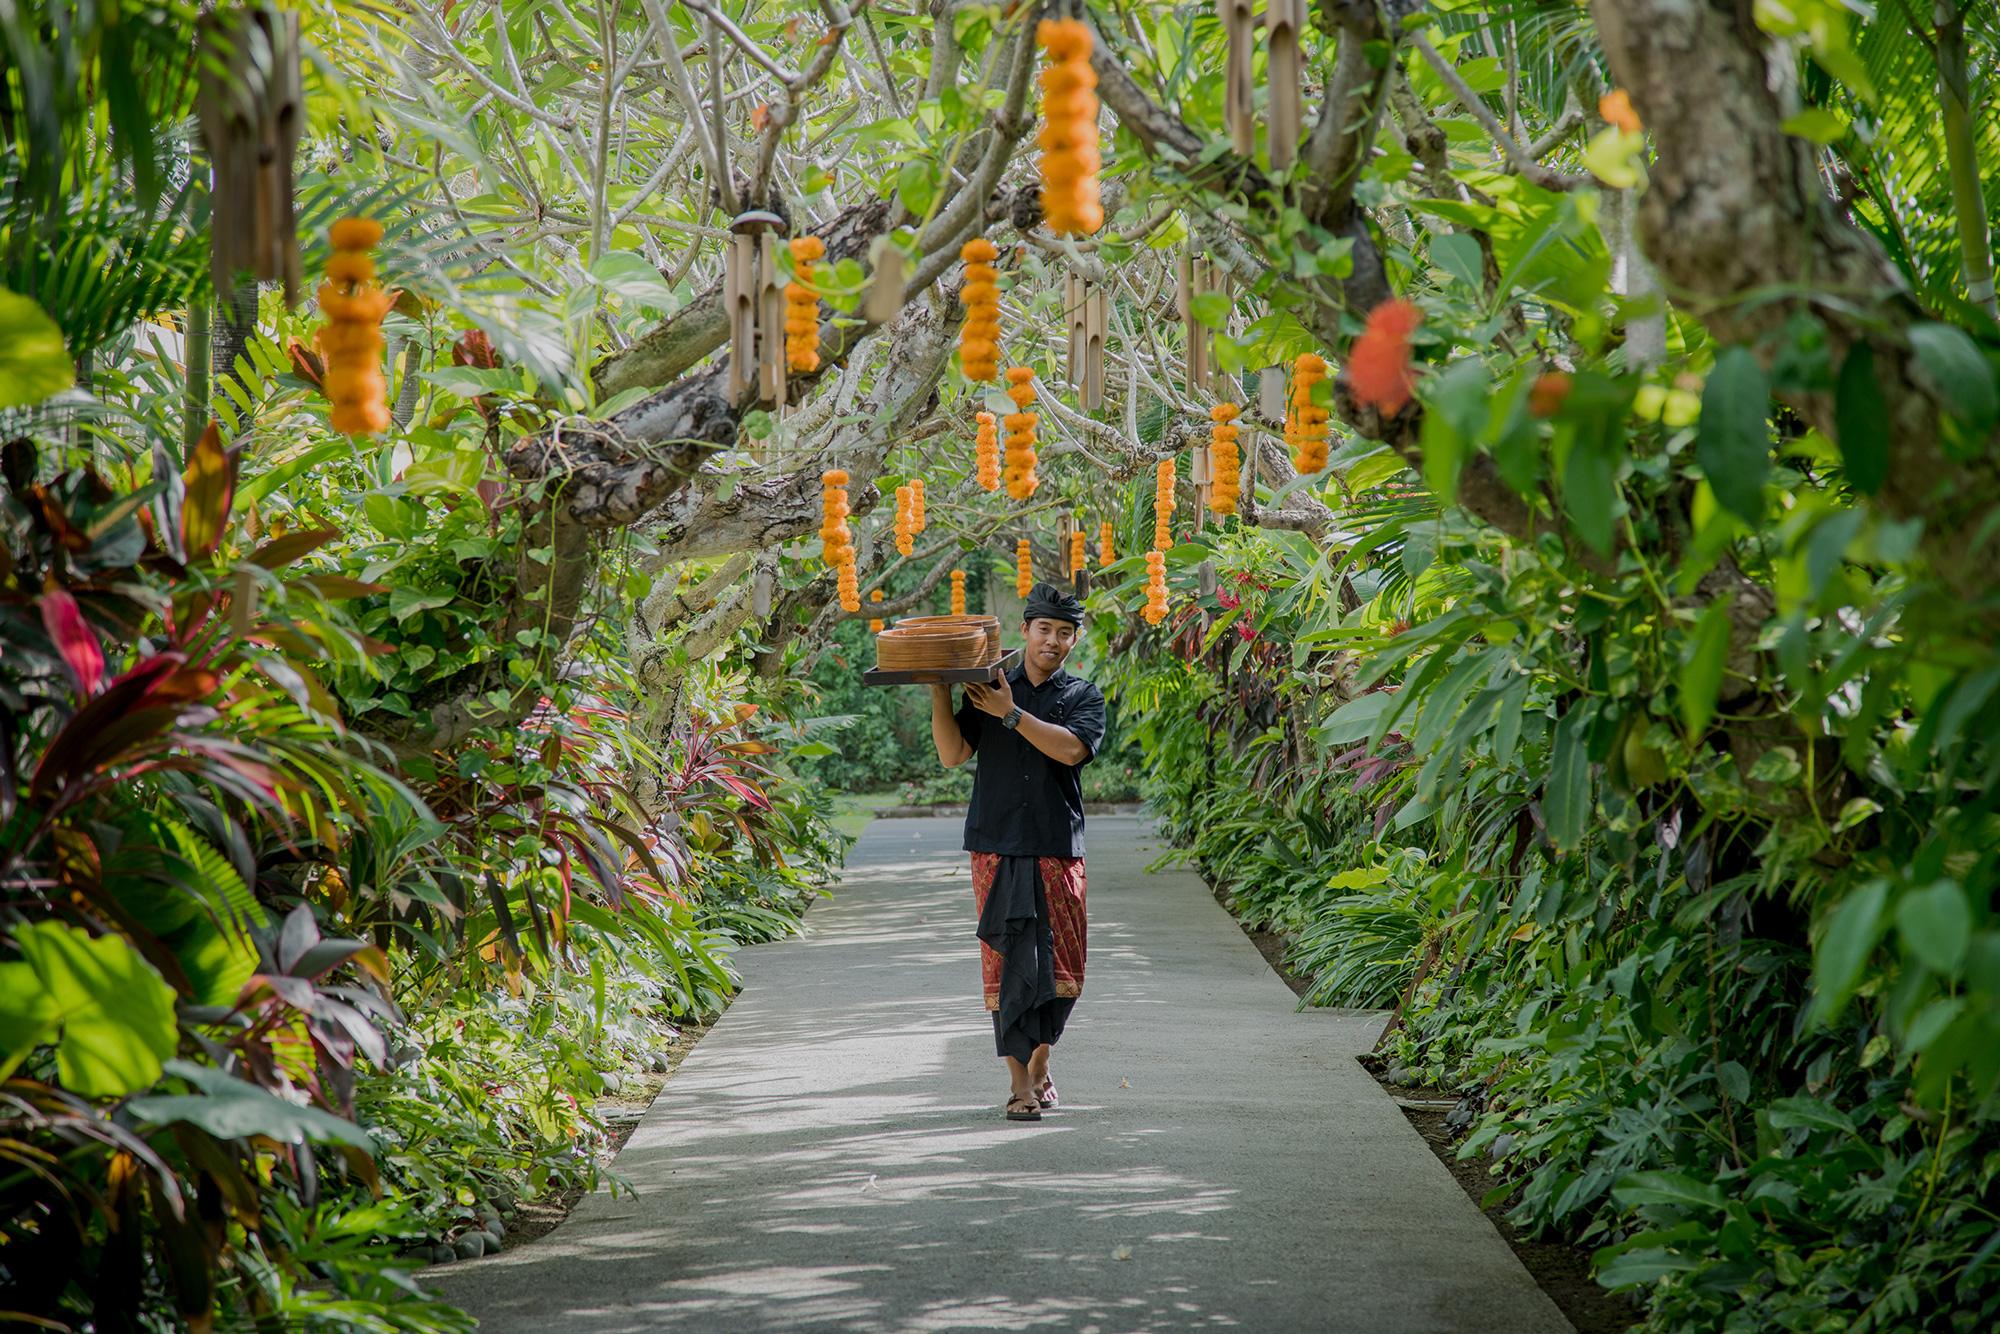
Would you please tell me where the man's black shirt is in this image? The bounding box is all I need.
[955,663,1107,858]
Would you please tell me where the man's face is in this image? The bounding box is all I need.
[1023,617,1079,671]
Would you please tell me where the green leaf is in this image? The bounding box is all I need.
[1766,1095,1855,1136]
[0,962,58,1082]
[1678,600,1734,735]
[1779,107,1848,144]
[389,586,455,622]
[1611,1171,1724,1211]
[1808,878,1889,1025]
[1430,232,1483,294]
[1907,322,1997,432]
[1595,1247,1699,1288]
[1832,343,1889,495]
[11,922,178,1097]
[895,160,938,217]
[1562,427,1617,555]
[1544,703,1592,851]
[1188,290,1232,330]
[588,253,676,309]
[1315,692,1395,746]
[0,287,76,408]
[1696,347,1771,523]
[127,1060,376,1148]
[1895,880,1971,976]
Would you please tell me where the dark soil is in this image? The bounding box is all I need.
[1205,871,1640,1334]
[494,1015,718,1251]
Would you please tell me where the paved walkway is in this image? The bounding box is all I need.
[431,815,1569,1333]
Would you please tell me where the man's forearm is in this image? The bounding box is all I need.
[1014,710,1087,765]
[930,685,971,766]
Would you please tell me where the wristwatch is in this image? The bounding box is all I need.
[1002,706,1023,730]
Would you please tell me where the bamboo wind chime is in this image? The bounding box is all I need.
[1063,272,1109,411]
[725,211,791,415]
[197,5,304,305]
[1177,254,1230,399]
[1266,0,1307,172]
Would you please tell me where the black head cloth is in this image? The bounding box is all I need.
[1023,582,1085,626]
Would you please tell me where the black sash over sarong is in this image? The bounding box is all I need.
[974,853,1073,1062]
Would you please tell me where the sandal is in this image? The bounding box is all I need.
[1036,1078,1058,1110]
[1005,1093,1042,1122]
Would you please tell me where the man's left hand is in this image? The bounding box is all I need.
[962,679,1013,719]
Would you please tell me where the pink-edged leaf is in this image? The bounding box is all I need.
[38,589,105,696]
[179,422,237,560]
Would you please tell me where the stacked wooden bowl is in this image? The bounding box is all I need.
[873,615,1002,672]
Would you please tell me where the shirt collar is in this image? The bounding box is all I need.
[1009,662,1069,689]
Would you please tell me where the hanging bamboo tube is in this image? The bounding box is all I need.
[197,5,304,306]
[1222,0,1257,157]
[1177,254,1214,392]
[1064,273,1109,411]
[1267,0,1307,172]
[757,232,788,406]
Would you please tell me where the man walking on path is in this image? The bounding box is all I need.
[929,582,1106,1123]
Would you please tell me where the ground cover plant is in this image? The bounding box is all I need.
[5,0,1998,1330]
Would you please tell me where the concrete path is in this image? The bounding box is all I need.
[430,815,1569,1333]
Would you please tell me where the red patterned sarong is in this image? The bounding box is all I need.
[970,852,1086,1012]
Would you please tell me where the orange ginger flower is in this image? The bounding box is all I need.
[1348,298,1422,418]
[975,411,1001,491]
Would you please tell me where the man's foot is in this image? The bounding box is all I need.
[1036,1077,1058,1109]
[1005,1093,1042,1122]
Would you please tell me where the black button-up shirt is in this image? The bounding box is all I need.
[956,664,1108,858]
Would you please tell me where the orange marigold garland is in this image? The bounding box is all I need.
[1036,19,1103,236]
[959,238,1001,382]
[1003,367,1039,500]
[1016,538,1034,598]
[1153,455,1177,550]
[1209,403,1242,515]
[975,411,1001,491]
[950,569,967,615]
[785,237,826,373]
[894,484,916,557]
[1142,550,1169,625]
[1286,353,1330,473]
[869,585,885,634]
[1069,527,1086,576]
[1098,520,1115,568]
[1348,298,1422,418]
[821,468,860,611]
[318,217,395,436]
[911,477,926,533]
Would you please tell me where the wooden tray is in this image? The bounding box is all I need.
[863,647,1020,687]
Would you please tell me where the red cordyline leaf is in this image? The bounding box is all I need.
[38,589,105,696]
[180,422,237,560]
[1348,298,1423,416]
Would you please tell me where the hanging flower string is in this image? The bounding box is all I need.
[894,484,916,556]
[1016,538,1034,598]
[821,469,860,611]
[976,411,1001,491]
[1069,527,1086,576]
[1003,367,1039,500]
[318,218,395,437]
[959,237,1001,382]
[869,587,885,634]
[1099,520,1115,568]
[1348,298,1422,417]
[1143,550,1169,625]
[1036,19,1103,235]
[911,477,926,534]
[1287,353,1329,473]
[785,236,826,373]
[1153,455,1177,550]
[1209,403,1242,515]
[950,569,967,615]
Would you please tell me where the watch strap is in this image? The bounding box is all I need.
[1003,706,1022,729]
